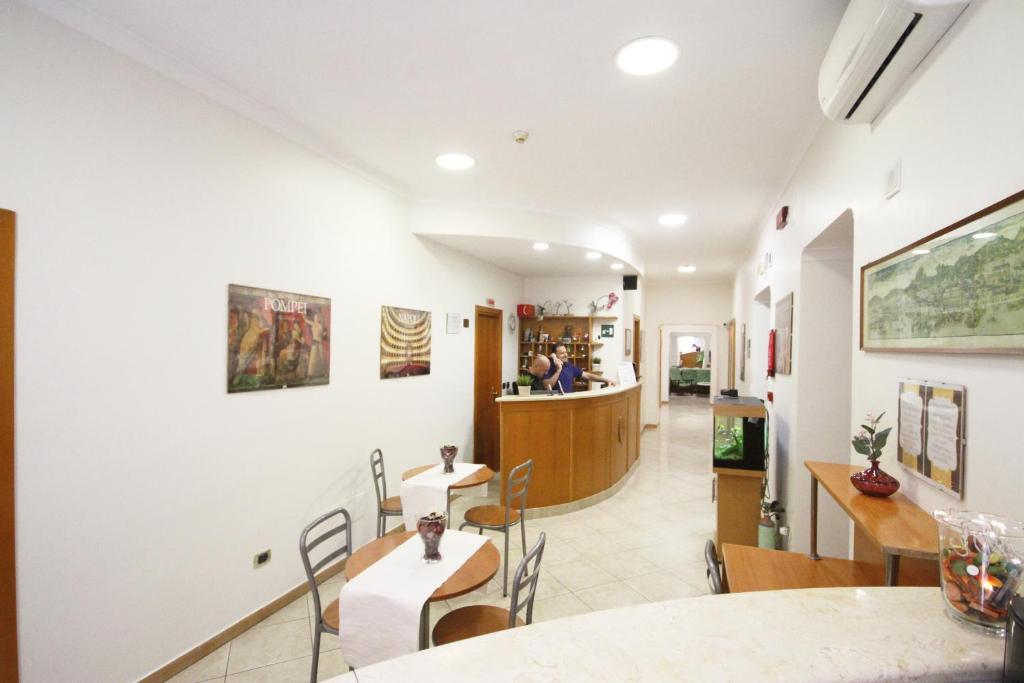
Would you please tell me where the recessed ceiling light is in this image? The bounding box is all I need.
[533,242,550,251]
[677,265,697,273]
[972,232,996,239]
[615,37,679,76]
[610,263,624,271]
[911,249,931,255]
[435,153,475,170]
[659,213,688,227]
[585,251,602,260]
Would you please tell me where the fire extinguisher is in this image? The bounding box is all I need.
[767,329,776,378]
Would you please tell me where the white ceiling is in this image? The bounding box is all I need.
[423,235,639,278]
[34,0,848,280]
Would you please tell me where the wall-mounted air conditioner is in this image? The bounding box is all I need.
[818,0,970,124]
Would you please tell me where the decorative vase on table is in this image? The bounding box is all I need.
[850,411,900,498]
[417,512,446,563]
[440,445,457,474]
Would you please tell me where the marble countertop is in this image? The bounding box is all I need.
[326,587,1005,682]
[496,380,641,403]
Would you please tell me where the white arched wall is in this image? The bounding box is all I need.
[660,324,721,403]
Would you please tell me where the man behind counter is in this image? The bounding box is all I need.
[547,344,616,394]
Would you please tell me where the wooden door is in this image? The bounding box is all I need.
[727,318,736,388]
[1,210,16,682]
[473,306,502,471]
[632,315,641,378]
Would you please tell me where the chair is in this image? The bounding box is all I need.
[299,507,352,683]
[459,459,533,596]
[370,448,403,538]
[432,532,546,646]
[705,539,725,594]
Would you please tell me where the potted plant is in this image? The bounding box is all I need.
[592,356,602,368]
[516,373,534,396]
[850,412,899,497]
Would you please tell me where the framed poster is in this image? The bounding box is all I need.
[897,379,965,499]
[380,306,431,379]
[861,189,1024,353]
[600,324,614,338]
[227,284,330,393]
[775,293,793,375]
[624,328,632,355]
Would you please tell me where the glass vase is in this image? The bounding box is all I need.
[417,514,446,563]
[440,445,457,474]
[849,460,900,497]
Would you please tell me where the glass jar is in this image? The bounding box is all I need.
[934,509,1024,635]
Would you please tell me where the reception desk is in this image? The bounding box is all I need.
[495,382,641,509]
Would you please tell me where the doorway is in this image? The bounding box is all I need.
[1,209,16,682]
[727,319,736,387]
[473,306,502,472]
[659,324,721,403]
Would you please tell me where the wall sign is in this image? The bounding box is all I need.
[898,379,966,499]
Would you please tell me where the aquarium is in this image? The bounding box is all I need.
[711,396,767,471]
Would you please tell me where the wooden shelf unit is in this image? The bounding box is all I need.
[518,315,615,388]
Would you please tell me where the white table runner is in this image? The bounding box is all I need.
[399,462,487,530]
[338,530,488,668]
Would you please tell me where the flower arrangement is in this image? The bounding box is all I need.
[851,412,892,462]
[589,291,620,314]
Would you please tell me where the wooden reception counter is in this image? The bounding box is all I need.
[495,383,641,509]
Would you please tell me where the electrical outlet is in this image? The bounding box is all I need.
[253,549,272,568]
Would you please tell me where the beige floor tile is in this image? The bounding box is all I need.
[227,619,313,675]
[588,552,660,580]
[259,595,309,627]
[545,557,617,592]
[310,619,340,653]
[445,578,506,609]
[225,649,348,683]
[529,592,592,623]
[167,643,229,683]
[531,569,570,600]
[624,571,706,601]
[574,581,649,611]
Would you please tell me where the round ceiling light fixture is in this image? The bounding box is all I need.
[615,37,679,76]
[610,262,625,271]
[435,153,475,170]
[533,242,550,251]
[658,213,688,227]
[585,251,602,260]
[677,265,697,273]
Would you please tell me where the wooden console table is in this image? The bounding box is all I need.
[805,461,938,586]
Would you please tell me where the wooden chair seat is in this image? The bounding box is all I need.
[464,505,520,527]
[432,605,524,646]
[380,495,402,513]
[322,598,340,631]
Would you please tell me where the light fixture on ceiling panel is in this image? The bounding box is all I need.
[615,37,679,76]
[585,251,602,260]
[435,153,475,170]
[658,213,687,227]
[533,242,550,251]
[610,262,624,271]
[677,265,696,273]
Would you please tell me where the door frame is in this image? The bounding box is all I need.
[472,306,503,470]
[1,209,17,682]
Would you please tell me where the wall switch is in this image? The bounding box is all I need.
[253,549,272,568]
[885,160,901,199]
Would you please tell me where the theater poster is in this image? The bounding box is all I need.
[227,284,331,393]
[380,306,431,379]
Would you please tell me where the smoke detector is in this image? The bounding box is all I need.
[512,130,529,144]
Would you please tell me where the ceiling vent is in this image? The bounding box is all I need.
[818,0,970,124]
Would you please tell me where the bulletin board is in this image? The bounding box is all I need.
[897,379,965,499]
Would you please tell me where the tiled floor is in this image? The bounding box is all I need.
[169,395,714,682]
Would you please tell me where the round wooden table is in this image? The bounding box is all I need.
[402,464,495,527]
[345,530,500,648]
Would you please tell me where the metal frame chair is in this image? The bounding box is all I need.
[431,532,546,646]
[459,459,533,596]
[299,507,352,683]
[370,448,402,538]
[705,539,724,594]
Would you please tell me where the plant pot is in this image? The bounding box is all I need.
[850,460,900,497]
[440,445,457,474]
[417,514,446,563]
[518,385,531,396]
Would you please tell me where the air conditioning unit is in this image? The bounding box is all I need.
[818,0,970,124]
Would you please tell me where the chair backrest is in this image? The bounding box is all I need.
[704,539,724,595]
[370,448,387,505]
[299,507,353,621]
[505,459,533,525]
[508,532,546,627]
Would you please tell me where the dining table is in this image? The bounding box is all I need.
[344,530,500,650]
[402,463,495,527]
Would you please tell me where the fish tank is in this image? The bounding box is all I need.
[712,396,767,471]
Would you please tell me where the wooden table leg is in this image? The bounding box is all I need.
[809,476,820,561]
[884,554,901,586]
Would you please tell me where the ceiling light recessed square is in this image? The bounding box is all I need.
[533,242,550,251]
[659,213,687,227]
[615,37,679,76]
[677,265,696,273]
[435,153,475,170]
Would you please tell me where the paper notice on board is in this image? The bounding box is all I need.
[926,397,959,471]
[898,391,923,456]
[617,362,637,387]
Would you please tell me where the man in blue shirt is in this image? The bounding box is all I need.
[548,344,616,393]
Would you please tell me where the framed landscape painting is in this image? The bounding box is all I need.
[860,189,1024,353]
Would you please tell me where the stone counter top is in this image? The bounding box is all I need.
[327,587,1004,682]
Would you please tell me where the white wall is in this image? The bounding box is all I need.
[642,280,733,425]
[731,1,1024,553]
[0,4,523,680]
